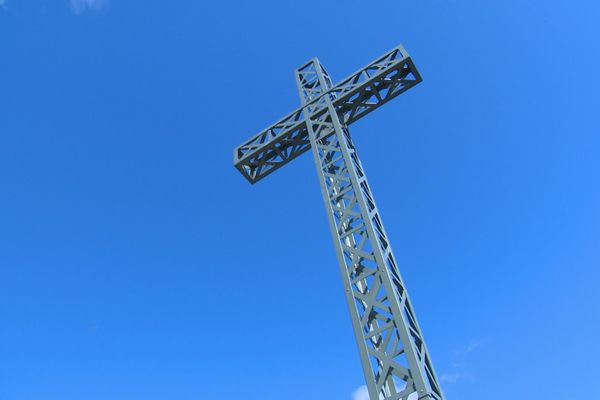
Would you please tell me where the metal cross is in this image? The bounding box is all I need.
[233,45,444,400]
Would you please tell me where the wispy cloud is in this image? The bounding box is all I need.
[352,385,419,400]
[352,385,369,400]
[441,371,470,384]
[0,0,7,8]
[70,0,107,14]
[465,341,481,353]
[441,340,483,385]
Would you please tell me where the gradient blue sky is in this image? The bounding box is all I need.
[1,1,599,399]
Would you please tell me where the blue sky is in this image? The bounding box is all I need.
[1,1,599,399]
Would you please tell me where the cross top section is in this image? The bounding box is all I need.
[234,45,422,184]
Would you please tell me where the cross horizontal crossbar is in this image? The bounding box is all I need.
[234,45,422,183]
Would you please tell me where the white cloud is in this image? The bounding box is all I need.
[352,385,370,400]
[352,385,419,400]
[70,0,107,14]
[441,372,463,384]
[465,341,481,353]
[441,340,483,385]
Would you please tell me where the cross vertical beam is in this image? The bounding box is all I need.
[294,59,443,400]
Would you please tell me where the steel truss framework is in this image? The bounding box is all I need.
[234,45,444,400]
